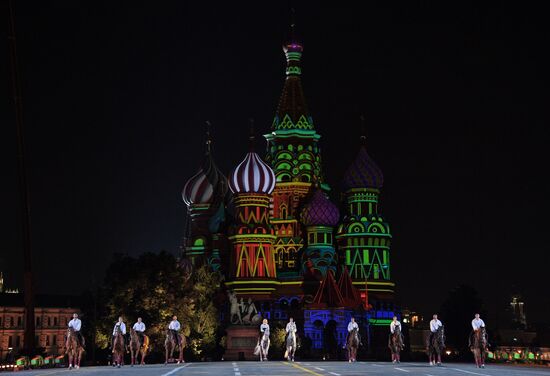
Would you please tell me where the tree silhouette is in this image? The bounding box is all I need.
[439,284,486,357]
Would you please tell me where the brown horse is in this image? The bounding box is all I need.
[469,327,488,368]
[112,327,125,368]
[346,328,359,363]
[427,326,445,366]
[129,329,149,366]
[65,328,85,370]
[164,330,185,365]
[388,325,404,363]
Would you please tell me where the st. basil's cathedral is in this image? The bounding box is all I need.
[181,34,396,359]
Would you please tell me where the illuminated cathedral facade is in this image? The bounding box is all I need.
[181,35,397,358]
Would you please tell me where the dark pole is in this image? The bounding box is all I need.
[8,0,36,353]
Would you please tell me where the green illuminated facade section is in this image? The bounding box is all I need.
[302,225,337,278]
[336,187,393,296]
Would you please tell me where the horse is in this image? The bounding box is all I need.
[257,331,270,361]
[346,328,359,363]
[129,329,149,366]
[285,330,297,362]
[65,327,85,370]
[388,325,404,363]
[427,326,445,366]
[110,327,125,368]
[164,330,186,365]
[469,327,489,368]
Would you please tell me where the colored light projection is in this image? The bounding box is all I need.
[181,30,397,349]
[336,145,394,296]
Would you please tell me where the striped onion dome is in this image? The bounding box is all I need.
[229,152,276,194]
[301,189,340,227]
[182,153,227,206]
[343,146,384,190]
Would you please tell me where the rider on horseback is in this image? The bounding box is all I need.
[132,317,146,348]
[285,317,297,349]
[429,314,443,345]
[169,315,181,347]
[389,316,404,364]
[346,317,360,344]
[470,313,488,368]
[112,316,127,352]
[68,313,83,347]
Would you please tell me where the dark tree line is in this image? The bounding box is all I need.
[79,251,224,362]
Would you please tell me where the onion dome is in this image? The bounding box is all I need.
[182,126,228,205]
[343,146,384,190]
[229,152,276,194]
[301,189,340,226]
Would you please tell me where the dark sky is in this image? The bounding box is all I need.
[2,2,549,324]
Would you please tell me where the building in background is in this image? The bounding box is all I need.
[0,293,80,359]
[181,30,397,359]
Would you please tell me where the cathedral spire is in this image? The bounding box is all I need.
[360,114,367,146]
[271,14,313,131]
[205,120,212,154]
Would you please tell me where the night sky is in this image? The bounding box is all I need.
[2,2,548,324]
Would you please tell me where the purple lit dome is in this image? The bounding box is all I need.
[301,189,340,227]
[343,146,384,190]
[229,152,276,195]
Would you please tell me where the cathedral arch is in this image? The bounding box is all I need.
[348,223,365,234]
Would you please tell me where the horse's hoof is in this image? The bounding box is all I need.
[481,365,485,368]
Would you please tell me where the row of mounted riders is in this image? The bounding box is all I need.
[64,327,185,370]
[62,322,489,369]
[388,324,491,369]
